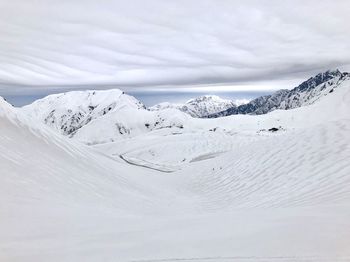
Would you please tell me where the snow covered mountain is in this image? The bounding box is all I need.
[20,70,349,146]
[22,92,236,142]
[2,75,350,261]
[149,95,237,118]
[73,107,190,145]
[21,89,191,144]
[22,89,145,136]
[209,69,349,117]
[20,69,350,149]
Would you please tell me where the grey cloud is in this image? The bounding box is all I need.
[0,0,350,92]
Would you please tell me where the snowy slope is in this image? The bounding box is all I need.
[73,107,190,144]
[22,89,145,135]
[0,97,178,210]
[0,97,16,118]
[2,72,350,261]
[150,95,237,118]
[210,69,348,117]
[93,76,350,173]
[1,81,350,261]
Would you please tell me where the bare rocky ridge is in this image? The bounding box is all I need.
[208,69,349,117]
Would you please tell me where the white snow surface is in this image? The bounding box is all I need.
[1,79,350,261]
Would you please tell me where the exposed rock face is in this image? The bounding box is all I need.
[209,69,349,118]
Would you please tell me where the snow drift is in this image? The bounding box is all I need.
[1,70,350,261]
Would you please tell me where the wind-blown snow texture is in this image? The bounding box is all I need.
[1,70,350,261]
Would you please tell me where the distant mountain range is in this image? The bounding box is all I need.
[18,69,349,141]
[208,69,349,118]
[148,69,349,118]
[149,95,236,118]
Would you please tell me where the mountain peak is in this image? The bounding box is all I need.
[22,89,145,135]
[186,95,230,104]
[325,68,342,76]
[295,69,344,93]
[312,68,342,81]
[150,95,236,118]
[208,69,348,118]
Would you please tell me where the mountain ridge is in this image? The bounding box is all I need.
[18,69,349,141]
[21,89,145,136]
[149,94,237,118]
[208,69,349,118]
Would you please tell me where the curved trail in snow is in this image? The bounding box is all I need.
[119,154,176,173]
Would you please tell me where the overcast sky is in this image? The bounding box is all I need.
[0,0,350,96]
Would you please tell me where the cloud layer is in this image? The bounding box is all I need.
[0,0,350,90]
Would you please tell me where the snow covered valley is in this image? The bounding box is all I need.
[1,71,350,261]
